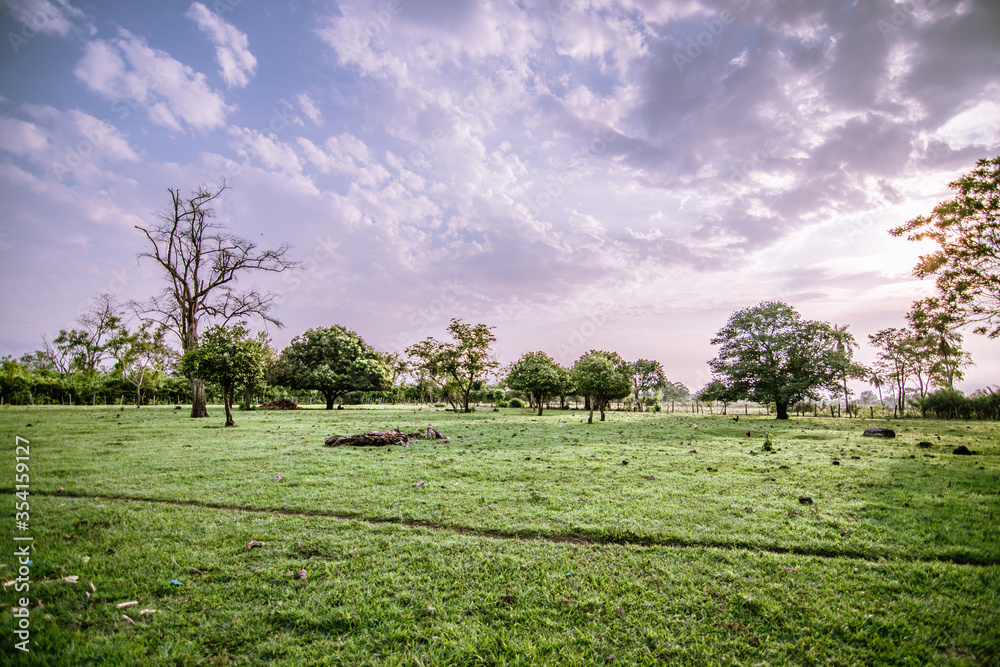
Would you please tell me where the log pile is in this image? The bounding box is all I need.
[259,398,301,410]
[324,426,450,447]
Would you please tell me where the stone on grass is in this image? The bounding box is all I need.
[863,427,895,438]
[952,445,974,455]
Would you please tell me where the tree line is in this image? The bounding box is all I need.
[4,156,998,422]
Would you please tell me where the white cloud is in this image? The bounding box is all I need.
[2,0,88,37]
[185,2,257,89]
[297,93,322,125]
[74,30,231,131]
[0,105,138,184]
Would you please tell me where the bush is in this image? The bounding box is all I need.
[653,404,662,412]
[433,403,446,408]
[508,398,523,408]
[497,401,509,408]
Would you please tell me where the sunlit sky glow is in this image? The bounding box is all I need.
[1,0,998,393]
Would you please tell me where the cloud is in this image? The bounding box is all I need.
[297,93,322,125]
[0,104,138,184]
[74,30,231,131]
[1,0,88,37]
[185,2,257,89]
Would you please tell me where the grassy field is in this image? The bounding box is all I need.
[1,404,997,665]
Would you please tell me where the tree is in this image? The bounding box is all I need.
[406,319,498,413]
[890,155,1000,338]
[506,351,565,416]
[242,332,275,409]
[135,182,298,418]
[708,301,852,420]
[180,323,264,427]
[906,297,972,391]
[572,350,633,424]
[631,359,667,412]
[697,379,736,414]
[868,328,913,417]
[830,323,868,416]
[52,294,124,377]
[108,321,175,407]
[277,326,391,410]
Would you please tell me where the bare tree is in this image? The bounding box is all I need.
[134,182,298,417]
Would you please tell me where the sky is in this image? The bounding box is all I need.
[0,0,998,395]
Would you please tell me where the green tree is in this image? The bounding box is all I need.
[890,155,1000,338]
[697,379,736,414]
[52,294,124,377]
[180,323,264,426]
[506,351,565,416]
[708,301,850,420]
[406,319,498,413]
[830,323,868,416]
[868,328,914,416]
[631,359,667,412]
[572,350,633,424]
[109,321,175,408]
[906,297,972,391]
[278,326,391,410]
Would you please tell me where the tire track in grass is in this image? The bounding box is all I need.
[33,490,1000,567]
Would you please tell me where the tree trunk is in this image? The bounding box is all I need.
[537,401,544,417]
[190,378,208,417]
[588,403,594,424]
[776,401,790,420]
[600,399,606,422]
[325,393,335,410]
[223,388,235,427]
[243,385,253,411]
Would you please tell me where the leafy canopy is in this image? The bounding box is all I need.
[708,301,862,419]
[505,351,566,415]
[572,350,633,422]
[890,155,1000,338]
[278,326,391,409]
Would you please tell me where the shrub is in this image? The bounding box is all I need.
[508,398,524,408]
[653,404,662,412]
[433,403,446,408]
[497,400,509,408]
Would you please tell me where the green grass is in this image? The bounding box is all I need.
[1,405,998,665]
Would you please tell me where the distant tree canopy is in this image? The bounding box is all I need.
[709,301,861,419]
[406,319,498,413]
[572,350,633,424]
[180,323,264,427]
[890,155,1000,338]
[631,358,667,412]
[505,351,566,416]
[276,326,391,410]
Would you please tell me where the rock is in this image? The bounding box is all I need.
[917,441,933,448]
[863,427,895,438]
[952,445,973,455]
[798,496,813,504]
